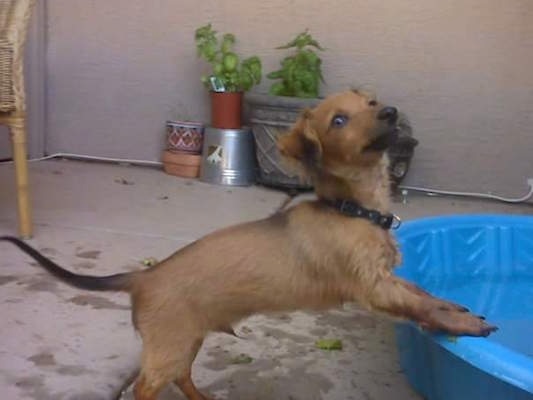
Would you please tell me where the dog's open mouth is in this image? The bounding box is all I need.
[363,126,400,152]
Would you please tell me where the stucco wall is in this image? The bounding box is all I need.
[45,0,533,197]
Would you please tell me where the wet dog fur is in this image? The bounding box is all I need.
[0,90,497,400]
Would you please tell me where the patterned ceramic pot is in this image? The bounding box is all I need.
[165,120,205,154]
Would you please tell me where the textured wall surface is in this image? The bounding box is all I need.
[45,0,533,196]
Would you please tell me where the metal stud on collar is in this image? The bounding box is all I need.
[391,214,402,229]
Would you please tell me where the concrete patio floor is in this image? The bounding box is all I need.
[0,159,531,400]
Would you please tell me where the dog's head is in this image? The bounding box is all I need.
[278,90,399,178]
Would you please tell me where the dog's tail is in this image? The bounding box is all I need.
[0,236,133,292]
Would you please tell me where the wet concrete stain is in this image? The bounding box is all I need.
[76,250,101,260]
[69,294,129,310]
[13,375,60,400]
[68,391,105,400]
[39,247,57,256]
[18,275,60,294]
[203,346,258,372]
[28,352,57,367]
[315,310,377,330]
[74,261,97,270]
[55,364,91,376]
[4,298,24,304]
[204,327,319,374]
[258,326,313,344]
[0,275,17,286]
[205,361,333,400]
[309,327,329,337]
[115,178,135,185]
[15,375,45,389]
[270,314,293,323]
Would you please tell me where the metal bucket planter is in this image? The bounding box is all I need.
[199,126,257,186]
[244,93,321,190]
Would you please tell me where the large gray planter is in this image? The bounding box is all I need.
[244,93,321,190]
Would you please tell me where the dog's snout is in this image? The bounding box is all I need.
[377,106,398,123]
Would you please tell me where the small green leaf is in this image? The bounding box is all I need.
[266,70,283,80]
[230,353,253,364]
[240,72,253,92]
[221,33,235,53]
[141,257,158,267]
[315,339,343,351]
[307,39,326,51]
[222,52,238,72]
[446,335,458,343]
[269,82,286,95]
[213,63,224,75]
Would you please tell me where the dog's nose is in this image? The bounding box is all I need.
[377,106,398,122]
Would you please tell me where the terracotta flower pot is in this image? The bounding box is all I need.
[162,150,201,178]
[210,91,243,129]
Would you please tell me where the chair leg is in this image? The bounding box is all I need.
[10,118,32,239]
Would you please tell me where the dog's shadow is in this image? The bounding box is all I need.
[118,309,396,400]
[119,358,330,400]
[202,355,332,400]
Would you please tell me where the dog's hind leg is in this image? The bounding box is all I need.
[173,338,211,400]
[134,334,207,400]
[366,275,497,337]
[174,368,212,400]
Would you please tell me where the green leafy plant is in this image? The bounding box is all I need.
[267,30,326,98]
[195,23,262,92]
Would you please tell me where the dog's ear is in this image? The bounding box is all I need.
[277,109,322,170]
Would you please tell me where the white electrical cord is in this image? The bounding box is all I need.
[399,182,533,204]
[0,152,163,167]
[1,152,531,204]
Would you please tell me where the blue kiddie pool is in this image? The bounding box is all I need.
[394,214,533,400]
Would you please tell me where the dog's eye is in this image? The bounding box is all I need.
[331,114,349,128]
[368,100,378,107]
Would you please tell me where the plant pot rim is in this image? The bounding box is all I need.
[166,119,205,127]
[209,90,244,95]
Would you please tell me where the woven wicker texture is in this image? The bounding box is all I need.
[0,37,14,111]
[0,0,36,238]
[0,0,35,113]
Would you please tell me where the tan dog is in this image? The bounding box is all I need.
[0,90,496,400]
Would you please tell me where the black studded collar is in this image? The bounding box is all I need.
[322,198,401,230]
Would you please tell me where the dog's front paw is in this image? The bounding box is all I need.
[420,308,498,337]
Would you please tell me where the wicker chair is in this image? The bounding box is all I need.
[0,0,36,238]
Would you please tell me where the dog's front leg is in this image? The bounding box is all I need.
[365,275,497,337]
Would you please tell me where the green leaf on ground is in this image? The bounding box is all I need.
[315,339,343,351]
[230,353,253,364]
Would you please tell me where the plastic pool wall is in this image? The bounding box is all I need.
[393,214,533,400]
